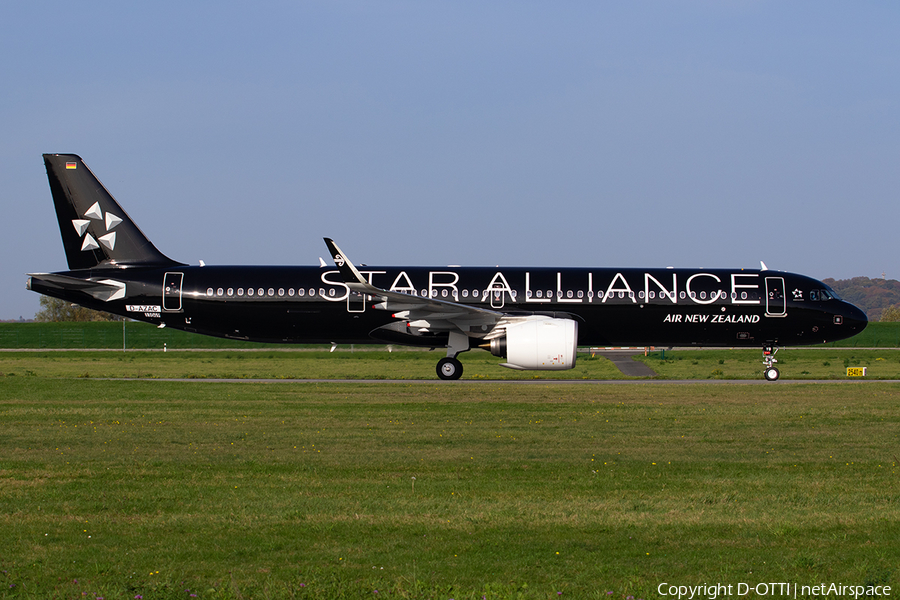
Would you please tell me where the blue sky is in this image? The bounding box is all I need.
[2,1,898,319]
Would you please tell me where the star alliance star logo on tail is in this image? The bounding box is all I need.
[72,201,122,253]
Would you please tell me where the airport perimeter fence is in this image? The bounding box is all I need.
[1,321,898,350]
[0,322,290,350]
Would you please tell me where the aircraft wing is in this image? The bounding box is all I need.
[323,238,504,336]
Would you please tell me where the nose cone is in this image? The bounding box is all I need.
[842,302,868,335]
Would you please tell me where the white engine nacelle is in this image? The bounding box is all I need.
[487,316,578,370]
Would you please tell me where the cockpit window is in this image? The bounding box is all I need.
[810,288,839,301]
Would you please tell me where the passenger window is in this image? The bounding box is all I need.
[463,289,469,298]
[238,288,244,296]
[577,290,583,298]
[298,289,304,296]
[536,290,542,298]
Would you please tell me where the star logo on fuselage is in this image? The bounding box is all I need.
[71,201,122,252]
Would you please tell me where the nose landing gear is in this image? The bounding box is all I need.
[763,345,780,381]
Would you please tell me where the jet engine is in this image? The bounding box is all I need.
[485,316,578,370]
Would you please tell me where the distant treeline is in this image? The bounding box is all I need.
[1,320,897,349]
[823,276,900,322]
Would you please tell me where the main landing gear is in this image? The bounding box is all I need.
[762,344,780,381]
[437,356,463,380]
[436,331,469,380]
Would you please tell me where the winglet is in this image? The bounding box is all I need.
[760,261,768,271]
[323,238,368,287]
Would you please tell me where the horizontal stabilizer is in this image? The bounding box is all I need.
[27,272,126,302]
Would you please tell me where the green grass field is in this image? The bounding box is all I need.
[636,348,900,380]
[1,357,898,599]
[2,347,900,381]
[3,321,900,383]
[2,321,900,350]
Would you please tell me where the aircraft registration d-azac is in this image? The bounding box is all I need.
[28,154,868,381]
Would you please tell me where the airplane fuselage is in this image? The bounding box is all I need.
[30,264,864,348]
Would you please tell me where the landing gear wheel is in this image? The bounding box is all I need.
[437,357,463,380]
[762,344,780,382]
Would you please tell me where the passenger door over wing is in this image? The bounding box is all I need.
[347,290,366,313]
[490,284,505,309]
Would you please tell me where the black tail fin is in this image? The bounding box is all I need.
[43,154,183,270]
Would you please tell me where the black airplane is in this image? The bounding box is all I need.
[28,154,867,381]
